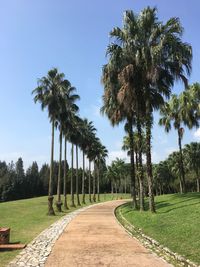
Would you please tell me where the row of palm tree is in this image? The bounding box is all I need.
[101,7,192,212]
[32,68,108,215]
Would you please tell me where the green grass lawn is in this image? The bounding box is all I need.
[0,193,130,267]
[116,193,200,265]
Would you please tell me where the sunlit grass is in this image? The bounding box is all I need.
[116,193,200,264]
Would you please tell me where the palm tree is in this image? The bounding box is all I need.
[167,151,185,193]
[75,143,81,206]
[88,159,92,202]
[70,143,75,207]
[32,68,65,215]
[56,80,80,212]
[69,116,82,207]
[63,136,69,209]
[96,144,108,202]
[184,142,200,192]
[159,92,199,193]
[80,119,96,204]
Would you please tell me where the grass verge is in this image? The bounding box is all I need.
[116,193,200,265]
[0,193,130,267]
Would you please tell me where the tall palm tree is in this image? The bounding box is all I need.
[32,68,65,215]
[96,144,108,202]
[56,80,80,212]
[102,8,192,212]
[80,119,96,204]
[70,143,75,207]
[88,159,92,202]
[63,136,69,209]
[75,143,81,206]
[69,116,82,206]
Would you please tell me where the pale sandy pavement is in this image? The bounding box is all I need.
[45,200,172,267]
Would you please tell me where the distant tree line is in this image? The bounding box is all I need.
[0,157,110,202]
[106,142,200,200]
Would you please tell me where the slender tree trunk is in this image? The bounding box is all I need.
[137,119,145,211]
[135,149,140,199]
[124,177,127,194]
[89,160,92,202]
[128,119,137,209]
[97,162,100,202]
[48,119,55,216]
[70,143,75,207]
[63,137,68,209]
[82,151,86,204]
[93,162,96,202]
[115,183,118,199]
[111,180,114,199]
[76,145,81,206]
[145,114,156,213]
[179,179,183,194]
[178,129,186,193]
[197,178,200,193]
[56,128,63,212]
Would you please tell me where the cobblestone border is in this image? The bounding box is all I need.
[7,204,99,267]
[115,203,199,267]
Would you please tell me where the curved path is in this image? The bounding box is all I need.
[45,200,172,267]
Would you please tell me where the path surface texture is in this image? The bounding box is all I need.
[45,200,171,267]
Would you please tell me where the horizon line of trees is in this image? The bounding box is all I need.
[0,157,111,202]
[104,141,200,201]
[1,136,199,202]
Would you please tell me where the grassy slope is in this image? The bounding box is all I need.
[117,193,200,264]
[0,193,130,267]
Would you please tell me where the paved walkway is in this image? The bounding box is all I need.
[45,200,171,267]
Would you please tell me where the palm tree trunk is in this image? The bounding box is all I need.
[195,170,199,193]
[82,151,86,204]
[178,129,186,193]
[93,162,96,202]
[111,180,114,199]
[145,115,156,213]
[137,119,145,212]
[76,145,81,206]
[48,119,55,216]
[197,179,200,193]
[70,143,75,207]
[63,137,68,209]
[128,119,137,209]
[56,128,63,212]
[179,179,183,194]
[89,160,92,202]
[97,162,100,202]
[135,149,140,200]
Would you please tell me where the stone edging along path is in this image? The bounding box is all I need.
[7,203,101,267]
[115,203,199,267]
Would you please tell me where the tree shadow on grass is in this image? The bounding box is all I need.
[155,193,200,213]
[158,201,200,214]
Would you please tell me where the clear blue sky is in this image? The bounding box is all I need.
[0,0,200,169]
